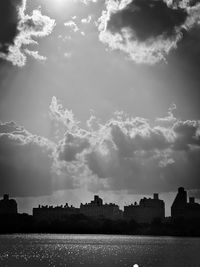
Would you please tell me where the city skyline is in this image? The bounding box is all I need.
[1,187,200,219]
[1,187,200,239]
[0,189,182,216]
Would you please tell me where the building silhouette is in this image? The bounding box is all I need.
[0,194,18,215]
[33,203,79,222]
[80,195,123,220]
[124,193,165,223]
[171,187,200,219]
[33,196,123,221]
[1,188,200,236]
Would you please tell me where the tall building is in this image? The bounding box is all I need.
[33,203,80,222]
[124,193,165,223]
[0,194,18,215]
[171,187,187,218]
[80,195,123,220]
[171,187,200,219]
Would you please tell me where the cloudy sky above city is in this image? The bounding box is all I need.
[1,0,200,214]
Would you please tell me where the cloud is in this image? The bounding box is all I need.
[58,132,90,162]
[0,121,55,197]
[0,118,90,197]
[98,0,200,64]
[1,99,200,198]
[0,0,22,54]
[24,49,46,62]
[63,19,88,38]
[64,21,79,33]
[173,120,200,149]
[0,0,55,66]
[156,103,177,126]
[50,97,200,194]
[81,15,92,24]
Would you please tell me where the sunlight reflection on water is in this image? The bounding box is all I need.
[0,234,200,267]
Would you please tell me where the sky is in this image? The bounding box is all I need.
[1,0,200,216]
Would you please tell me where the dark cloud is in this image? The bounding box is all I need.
[173,120,200,150]
[0,0,55,66]
[107,0,187,41]
[187,0,200,7]
[85,118,200,193]
[58,132,90,162]
[111,124,169,156]
[99,0,200,63]
[0,0,22,54]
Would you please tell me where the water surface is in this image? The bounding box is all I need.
[0,234,199,267]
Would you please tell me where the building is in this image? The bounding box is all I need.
[0,194,18,215]
[33,203,80,222]
[80,195,123,220]
[171,187,200,220]
[171,187,187,218]
[124,193,165,223]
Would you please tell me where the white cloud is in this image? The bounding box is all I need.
[0,0,55,66]
[64,21,79,32]
[81,15,92,24]
[49,97,200,194]
[24,49,47,62]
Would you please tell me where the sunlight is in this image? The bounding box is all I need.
[46,0,73,10]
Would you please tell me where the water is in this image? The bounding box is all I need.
[0,234,199,267]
